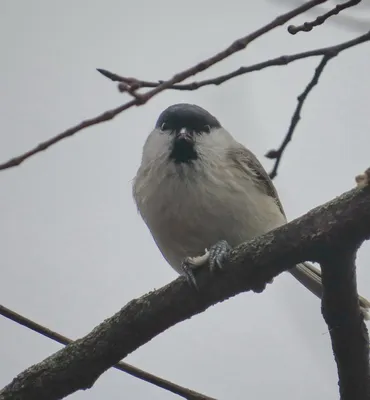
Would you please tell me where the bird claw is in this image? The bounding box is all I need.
[180,257,199,290]
[208,240,231,273]
[180,240,231,289]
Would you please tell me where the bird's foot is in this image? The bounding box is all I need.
[208,240,232,273]
[180,251,210,290]
[180,240,232,289]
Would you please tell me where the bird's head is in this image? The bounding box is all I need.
[154,103,221,164]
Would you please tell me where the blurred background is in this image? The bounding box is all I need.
[1,1,370,399]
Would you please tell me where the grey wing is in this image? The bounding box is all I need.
[227,143,370,317]
[227,145,286,217]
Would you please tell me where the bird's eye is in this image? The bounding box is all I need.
[203,125,211,134]
[160,123,169,131]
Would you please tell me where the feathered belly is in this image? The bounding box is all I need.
[137,169,285,273]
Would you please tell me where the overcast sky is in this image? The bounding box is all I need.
[2,1,370,399]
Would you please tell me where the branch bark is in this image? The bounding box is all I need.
[1,181,370,400]
[321,247,370,400]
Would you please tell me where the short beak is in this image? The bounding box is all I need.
[176,127,192,141]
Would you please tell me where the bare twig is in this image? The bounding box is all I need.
[97,30,370,92]
[0,0,326,172]
[0,305,213,400]
[266,54,334,179]
[288,0,362,34]
[1,180,370,400]
[320,246,370,400]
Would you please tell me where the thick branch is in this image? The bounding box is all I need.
[0,305,214,400]
[320,247,370,400]
[0,0,327,172]
[1,182,370,400]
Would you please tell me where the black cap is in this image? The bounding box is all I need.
[155,103,221,131]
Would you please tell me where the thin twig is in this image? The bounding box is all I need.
[97,30,370,92]
[0,0,326,172]
[266,54,334,179]
[288,0,362,34]
[0,304,214,400]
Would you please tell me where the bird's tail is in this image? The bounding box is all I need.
[290,262,370,320]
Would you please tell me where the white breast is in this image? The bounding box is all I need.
[133,129,285,274]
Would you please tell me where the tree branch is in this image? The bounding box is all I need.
[288,0,362,34]
[320,248,370,400]
[319,168,370,400]
[0,305,214,400]
[0,0,327,172]
[1,178,370,400]
[266,54,333,179]
[97,30,370,93]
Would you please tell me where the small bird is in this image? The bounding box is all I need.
[133,103,370,316]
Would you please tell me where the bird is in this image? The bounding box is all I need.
[132,103,370,316]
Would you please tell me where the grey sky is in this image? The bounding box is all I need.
[1,1,370,399]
